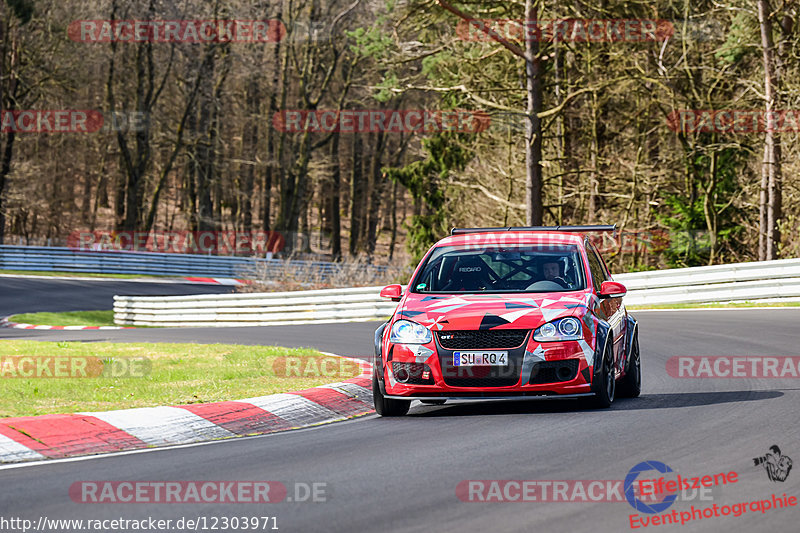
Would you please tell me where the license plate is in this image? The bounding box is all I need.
[453,351,508,367]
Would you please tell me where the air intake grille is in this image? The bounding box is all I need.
[528,359,580,385]
[392,362,434,385]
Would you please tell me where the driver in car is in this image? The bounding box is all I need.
[542,260,569,288]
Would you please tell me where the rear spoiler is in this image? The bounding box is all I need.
[450,225,617,236]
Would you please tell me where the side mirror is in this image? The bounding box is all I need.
[598,281,627,299]
[380,284,403,302]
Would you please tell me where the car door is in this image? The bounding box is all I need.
[585,241,626,372]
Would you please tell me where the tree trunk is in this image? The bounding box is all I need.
[81,151,93,223]
[185,110,199,231]
[366,130,387,258]
[349,135,364,256]
[262,2,283,233]
[702,150,718,265]
[0,22,17,243]
[329,132,342,260]
[196,79,215,231]
[758,0,782,260]
[524,0,544,226]
[388,179,398,261]
[105,2,127,232]
[758,142,768,261]
[0,128,15,244]
[122,33,155,233]
[241,74,260,231]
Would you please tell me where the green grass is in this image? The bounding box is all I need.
[0,341,364,418]
[10,310,118,327]
[0,269,170,279]
[628,301,800,310]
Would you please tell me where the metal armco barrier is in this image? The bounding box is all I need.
[616,257,800,306]
[114,287,399,326]
[0,245,392,280]
[113,258,800,327]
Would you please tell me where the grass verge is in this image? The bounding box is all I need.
[9,310,118,327]
[0,341,363,418]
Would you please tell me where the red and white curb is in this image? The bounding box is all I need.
[1,316,133,331]
[0,357,374,464]
[183,277,248,286]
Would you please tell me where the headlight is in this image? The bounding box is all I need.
[534,317,583,342]
[390,320,432,344]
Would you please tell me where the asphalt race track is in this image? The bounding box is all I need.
[0,277,233,315]
[1,278,799,532]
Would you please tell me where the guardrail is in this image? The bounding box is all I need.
[0,245,394,281]
[615,257,800,306]
[114,287,398,326]
[113,258,800,327]
[0,245,253,277]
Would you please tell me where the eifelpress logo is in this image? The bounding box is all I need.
[624,461,735,515]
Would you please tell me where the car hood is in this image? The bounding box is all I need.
[396,291,592,331]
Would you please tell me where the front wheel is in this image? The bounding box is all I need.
[589,342,615,408]
[618,332,641,398]
[373,372,410,416]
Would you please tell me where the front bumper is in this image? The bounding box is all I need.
[382,333,594,397]
[383,392,594,402]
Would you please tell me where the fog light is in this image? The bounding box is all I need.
[395,367,410,383]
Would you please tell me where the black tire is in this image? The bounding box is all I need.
[589,341,615,408]
[420,400,446,405]
[618,331,641,398]
[373,372,410,416]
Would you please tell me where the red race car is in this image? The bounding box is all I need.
[373,225,640,416]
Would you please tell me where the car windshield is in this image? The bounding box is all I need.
[411,244,586,293]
